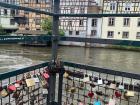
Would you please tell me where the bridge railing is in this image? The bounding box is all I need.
[0,62,49,105]
[0,61,139,105]
[62,61,140,105]
[0,35,140,46]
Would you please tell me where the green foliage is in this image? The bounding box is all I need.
[0,25,6,35]
[41,17,52,32]
[41,17,65,36]
[59,29,65,36]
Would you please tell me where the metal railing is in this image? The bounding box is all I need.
[0,61,139,105]
[1,35,140,47]
[62,61,140,105]
[0,62,49,105]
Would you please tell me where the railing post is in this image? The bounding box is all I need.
[52,0,60,61]
[58,61,65,105]
[48,0,60,105]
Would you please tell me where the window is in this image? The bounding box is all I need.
[15,10,18,15]
[136,32,140,39]
[24,0,28,3]
[80,7,85,13]
[107,31,114,38]
[24,11,29,14]
[122,32,129,38]
[76,31,79,35]
[137,18,140,27]
[36,28,41,30]
[91,30,97,36]
[123,18,130,26]
[70,8,74,14]
[35,19,41,25]
[108,18,115,26]
[92,19,97,27]
[110,2,116,11]
[25,27,29,30]
[68,21,72,26]
[10,19,15,25]
[125,2,131,11]
[4,9,7,15]
[79,20,83,26]
[4,0,9,3]
[69,31,73,35]
[36,0,40,3]
[36,13,40,15]
[11,9,15,16]
[45,0,49,2]
[11,0,16,4]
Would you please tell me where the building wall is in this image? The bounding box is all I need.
[1,17,18,29]
[0,8,18,33]
[18,1,50,31]
[101,17,140,41]
[87,18,102,38]
[101,0,140,41]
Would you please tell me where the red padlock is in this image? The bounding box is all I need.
[88,91,94,98]
[115,91,121,98]
[8,85,16,92]
[42,73,50,79]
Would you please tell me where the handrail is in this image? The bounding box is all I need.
[0,61,140,80]
[63,61,140,80]
[0,62,49,80]
[0,36,140,46]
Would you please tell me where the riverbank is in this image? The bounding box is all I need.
[59,42,140,52]
[94,44,140,52]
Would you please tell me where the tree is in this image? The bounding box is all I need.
[41,17,65,36]
[41,17,52,32]
[0,25,6,35]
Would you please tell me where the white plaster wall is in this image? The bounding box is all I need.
[101,17,140,41]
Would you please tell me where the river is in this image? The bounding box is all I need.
[0,44,139,74]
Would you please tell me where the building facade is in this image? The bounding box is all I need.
[1,0,139,42]
[0,0,18,34]
[101,0,140,41]
[59,0,101,46]
[14,0,51,35]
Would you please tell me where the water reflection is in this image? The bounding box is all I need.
[0,44,139,74]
